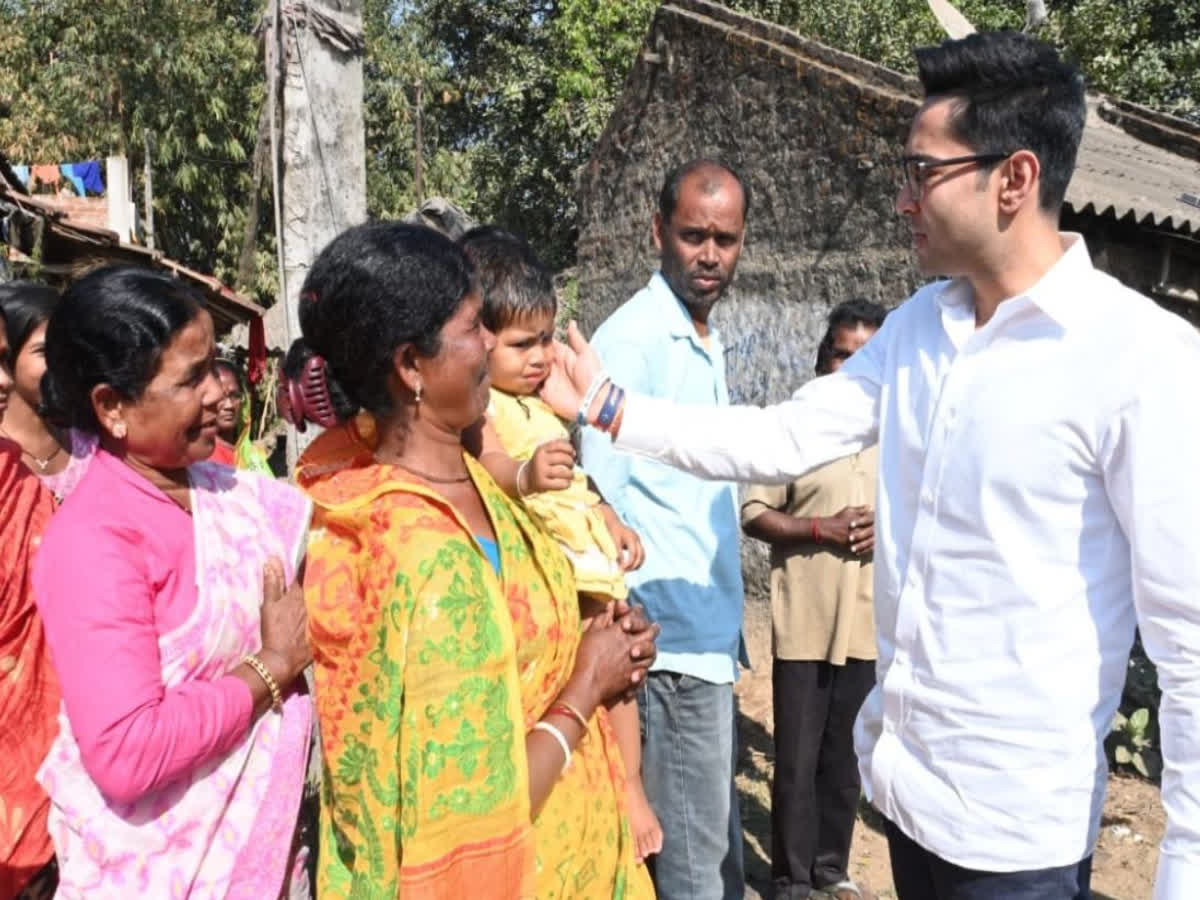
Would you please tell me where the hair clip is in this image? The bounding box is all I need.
[278,353,339,432]
[300,289,319,305]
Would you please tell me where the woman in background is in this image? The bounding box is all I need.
[0,300,59,899]
[0,283,95,501]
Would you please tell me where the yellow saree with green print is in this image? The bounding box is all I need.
[298,415,653,900]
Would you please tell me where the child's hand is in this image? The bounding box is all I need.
[522,439,575,494]
[600,504,645,571]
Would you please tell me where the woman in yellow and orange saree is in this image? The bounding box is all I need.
[285,223,657,900]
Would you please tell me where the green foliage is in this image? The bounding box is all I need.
[0,1,271,301]
[3,0,1194,298]
[1109,707,1161,780]
[410,0,658,268]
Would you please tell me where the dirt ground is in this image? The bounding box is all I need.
[734,664,1165,900]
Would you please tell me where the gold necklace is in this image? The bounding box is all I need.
[0,426,64,471]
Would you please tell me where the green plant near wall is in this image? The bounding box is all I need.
[1109,707,1160,779]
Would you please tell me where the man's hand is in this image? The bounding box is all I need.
[817,505,875,555]
[541,321,607,421]
[600,503,645,571]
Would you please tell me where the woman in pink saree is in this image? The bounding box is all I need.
[31,266,314,899]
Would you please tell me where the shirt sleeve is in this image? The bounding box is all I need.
[580,334,650,511]
[33,520,253,806]
[740,482,789,526]
[613,325,885,485]
[1099,329,1200,899]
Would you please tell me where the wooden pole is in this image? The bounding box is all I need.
[142,129,155,250]
[414,80,424,204]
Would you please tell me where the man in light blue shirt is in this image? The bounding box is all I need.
[581,159,749,900]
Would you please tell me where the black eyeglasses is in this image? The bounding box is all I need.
[900,152,1013,196]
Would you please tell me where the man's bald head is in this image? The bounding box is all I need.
[658,159,751,225]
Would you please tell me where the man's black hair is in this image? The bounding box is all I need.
[915,31,1085,213]
[658,158,752,224]
[816,298,888,375]
[458,226,556,333]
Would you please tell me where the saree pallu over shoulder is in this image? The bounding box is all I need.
[36,463,313,900]
[299,418,651,900]
[0,442,58,898]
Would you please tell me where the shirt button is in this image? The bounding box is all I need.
[921,489,934,505]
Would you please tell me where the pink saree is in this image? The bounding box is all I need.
[36,463,313,899]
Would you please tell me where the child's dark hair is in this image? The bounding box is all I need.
[42,266,204,432]
[458,226,556,332]
[0,281,60,359]
[286,222,476,420]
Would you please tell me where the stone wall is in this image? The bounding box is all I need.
[575,0,925,666]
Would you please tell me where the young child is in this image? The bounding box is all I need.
[461,226,664,864]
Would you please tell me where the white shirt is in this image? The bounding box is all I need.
[613,235,1200,896]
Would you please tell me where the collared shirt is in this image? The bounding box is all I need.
[610,235,1200,895]
[742,447,878,664]
[581,271,745,684]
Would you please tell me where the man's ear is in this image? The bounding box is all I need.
[651,212,665,252]
[997,149,1040,215]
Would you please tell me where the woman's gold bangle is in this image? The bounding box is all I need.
[243,654,283,712]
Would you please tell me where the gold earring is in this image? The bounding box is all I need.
[415,383,423,404]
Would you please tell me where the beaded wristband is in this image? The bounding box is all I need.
[577,373,610,427]
[532,721,572,775]
[243,654,283,712]
[595,385,624,431]
[811,517,821,544]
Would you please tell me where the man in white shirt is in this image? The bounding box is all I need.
[547,30,1200,900]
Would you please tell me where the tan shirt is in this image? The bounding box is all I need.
[741,447,878,664]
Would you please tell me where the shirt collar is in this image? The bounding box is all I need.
[933,233,1093,329]
[94,446,185,506]
[650,270,722,344]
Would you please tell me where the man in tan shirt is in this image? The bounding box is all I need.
[742,299,887,900]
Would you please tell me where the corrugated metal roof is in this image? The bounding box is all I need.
[1068,98,1200,236]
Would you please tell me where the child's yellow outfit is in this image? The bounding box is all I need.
[489,388,627,600]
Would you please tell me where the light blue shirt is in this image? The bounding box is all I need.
[581,272,745,683]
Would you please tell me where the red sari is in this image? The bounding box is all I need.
[0,440,57,898]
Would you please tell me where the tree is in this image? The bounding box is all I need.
[413,0,657,268]
[0,1,271,301]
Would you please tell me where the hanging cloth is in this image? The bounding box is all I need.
[29,165,60,190]
[58,165,85,197]
[64,161,104,195]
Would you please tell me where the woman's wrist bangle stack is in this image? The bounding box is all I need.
[532,721,572,775]
[577,373,610,427]
[243,654,283,712]
[548,700,590,733]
